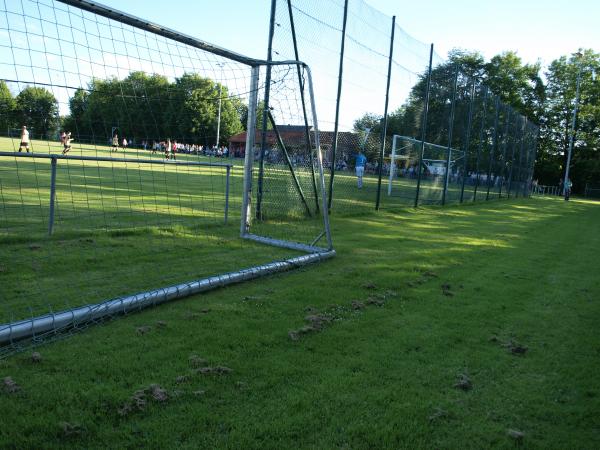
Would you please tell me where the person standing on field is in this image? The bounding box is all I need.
[19,125,30,152]
[62,132,74,154]
[112,134,119,152]
[355,150,367,188]
[165,138,171,160]
[171,140,177,160]
[564,178,573,201]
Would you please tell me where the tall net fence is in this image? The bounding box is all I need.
[272,0,539,213]
[0,0,332,353]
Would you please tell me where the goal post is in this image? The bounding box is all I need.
[0,0,333,350]
[387,135,464,198]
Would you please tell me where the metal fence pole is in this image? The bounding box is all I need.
[224,165,230,225]
[442,63,459,206]
[375,15,396,210]
[327,0,349,211]
[414,43,434,208]
[241,66,260,236]
[287,0,319,213]
[460,77,476,203]
[48,156,58,236]
[473,86,488,201]
[486,96,500,200]
[256,0,276,220]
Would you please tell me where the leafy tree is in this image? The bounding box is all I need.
[14,86,59,139]
[540,49,600,190]
[0,80,16,132]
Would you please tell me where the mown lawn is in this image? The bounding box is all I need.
[0,196,598,448]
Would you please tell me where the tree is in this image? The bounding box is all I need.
[14,86,59,139]
[0,80,16,133]
[165,73,243,146]
[540,49,600,190]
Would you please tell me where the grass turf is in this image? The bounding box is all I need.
[0,196,598,448]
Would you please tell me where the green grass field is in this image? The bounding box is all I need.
[0,195,598,448]
[0,135,516,324]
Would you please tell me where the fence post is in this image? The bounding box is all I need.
[224,165,230,225]
[414,43,434,208]
[375,15,396,210]
[256,0,277,220]
[241,66,260,236]
[460,77,476,203]
[48,156,58,236]
[327,0,349,211]
[286,0,320,213]
[473,86,488,201]
[486,96,500,200]
[442,63,459,206]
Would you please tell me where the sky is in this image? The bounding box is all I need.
[2,0,598,130]
[95,0,599,69]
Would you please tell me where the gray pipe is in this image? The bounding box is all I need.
[0,250,335,345]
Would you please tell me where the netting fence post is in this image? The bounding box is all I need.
[327,0,349,211]
[460,77,476,203]
[414,43,434,208]
[286,0,320,213]
[241,66,260,236]
[375,15,396,210]
[256,0,277,220]
[442,63,459,206]
[486,96,500,201]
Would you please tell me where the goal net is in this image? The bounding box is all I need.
[387,135,464,204]
[0,0,332,350]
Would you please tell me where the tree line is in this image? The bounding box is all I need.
[0,83,59,139]
[354,49,599,193]
[1,71,247,147]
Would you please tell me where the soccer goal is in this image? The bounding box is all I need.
[387,135,464,202]
[0,0,333,350]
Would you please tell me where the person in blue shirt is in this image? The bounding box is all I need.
[564,178,573,201]
[355,151,367,188]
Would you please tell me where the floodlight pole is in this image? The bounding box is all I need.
[473,87,489,201]
[376,15,396,210]
[563,54,583,198]
[486,96,500,201]
[498,105,511,198]
[506,115,521,198]
[414,43,434,208]
[460,77,476,203]
[215,63,224,148]
[442,63,459,206]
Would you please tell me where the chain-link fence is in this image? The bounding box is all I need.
[272,0,539,214]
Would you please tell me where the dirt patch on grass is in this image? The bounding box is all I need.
[454,373,472,391]
[2,376,20,394]
[118,384,169,416]
[59,421,85,438]
[195,366,233,375]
